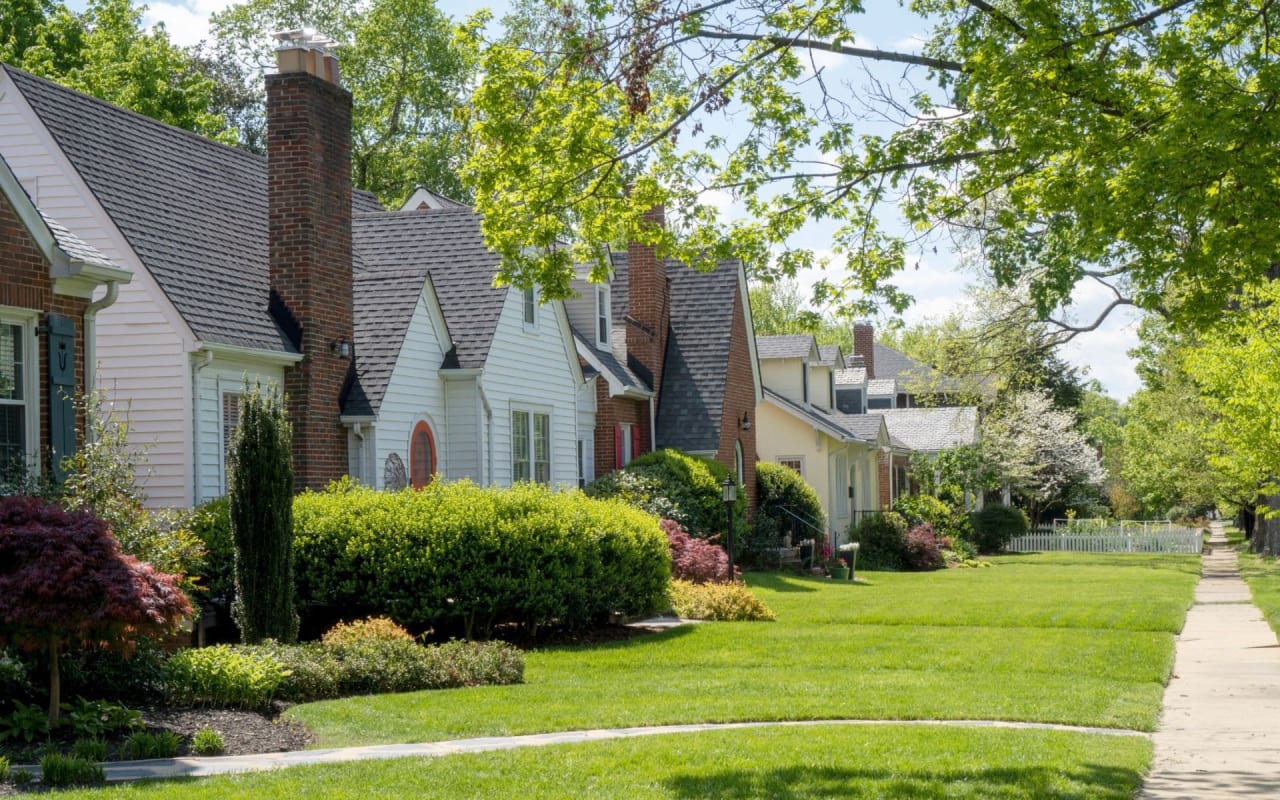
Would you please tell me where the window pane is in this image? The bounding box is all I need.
[534,413,550,483]
[0,405,25,467]
[512,410,530,482]
[222,393,241,478]
[597,287,608,343]
[523,288,535,324]
[0,324,22,401]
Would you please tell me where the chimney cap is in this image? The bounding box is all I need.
[272,28,339,51]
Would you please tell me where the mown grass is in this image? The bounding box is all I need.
[286,553,1198,747]
[1239,552,1280,636]
[48,724,1152,799]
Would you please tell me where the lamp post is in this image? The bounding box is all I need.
[721,476,737,582]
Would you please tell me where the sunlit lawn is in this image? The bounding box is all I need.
[50,724,1152,800]
[1239,552,1280,636]
[287,553,1199,747]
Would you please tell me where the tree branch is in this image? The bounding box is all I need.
[1087,0,1198,40]
[693,28,965,72]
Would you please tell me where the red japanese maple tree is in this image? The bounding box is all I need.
[0,495,192,726]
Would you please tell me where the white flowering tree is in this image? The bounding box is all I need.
[982,390,1106,523]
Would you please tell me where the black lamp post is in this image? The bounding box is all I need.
[721,476,737,582]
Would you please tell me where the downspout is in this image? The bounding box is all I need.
[191,349,214,502]
[648,394,657,452]
[82,281,120,393]
[478,381,493,485]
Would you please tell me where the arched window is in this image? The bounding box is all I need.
[410,421,437,489]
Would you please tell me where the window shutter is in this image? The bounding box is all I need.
[631,425,642,461]
[46,313,75,484]
[614,425,624,470]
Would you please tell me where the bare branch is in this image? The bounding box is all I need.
[693,28,965,72]
[1087,0,1198,40]
[962,0,1025,34]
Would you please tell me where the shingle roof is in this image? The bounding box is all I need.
[763,387,864,442]
[867,378,897,396]
[8,65,380,354]
[353,209,507,371]
[832,411,888,444]
[816,344,842,367]
[755,334,815,360]
[879,407,979,452]
[350,268,431,413]
[835,367,866,385]
[572,328,647,393]
[872,342,969,394]
[40,212,121,269]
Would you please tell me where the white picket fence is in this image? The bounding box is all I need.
[1008,527,1203,554]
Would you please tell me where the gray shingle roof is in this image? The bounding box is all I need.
[9,65,380,354]
[816,344,842,367]
[571,328,647,393]
[353,209,507,371]
[350,268,431,414]
[835,367,867,385]
[872,342,969,394]
[39,212,121,269]
[832,411,889,444]
[867,378,897,396]
[878,407,979,452]
[755,334,815,360]
[763,387,864,442]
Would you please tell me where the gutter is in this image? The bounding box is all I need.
[83,280,121,392]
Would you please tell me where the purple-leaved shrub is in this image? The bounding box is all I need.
[663,519,736,583]
[903,523,945,572]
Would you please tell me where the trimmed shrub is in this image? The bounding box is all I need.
[244,642,341,701]
[668,580,776,621]
[970,504,1028,553]
[756,462,826,542]
[39,753,103,787]
[293,481,670,638]
[588,449,746,538]
[190,497,234,606]
[321,617,414,646]
[663,519,733,583]
[161,645,287,710]
[848,513,909,571]
[903,523,945,571]
[229,383,298,645]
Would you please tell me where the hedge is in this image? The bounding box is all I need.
[293,480,670,639]
[756,462,826,539]
[586,448,746,538]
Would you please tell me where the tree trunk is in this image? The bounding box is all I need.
[47,636,60,729]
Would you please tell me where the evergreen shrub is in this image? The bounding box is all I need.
[293,481,669,639]
[848,513,909,571]
[892,494,973,543]
[587,449,745,537]
[970,504,1028,553]
[755,461,826,542]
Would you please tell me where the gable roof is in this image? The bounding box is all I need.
[867,378,897,396]
[831,411,891,446]
[6,64,380,354]
[756,334,816,360]
[572,328,650,397]
[878,407,979,452]
[835,367,867,386]
[763,387,864,443]
[350,268,436,414]
[817,344,843,367]
[353,209,507,371]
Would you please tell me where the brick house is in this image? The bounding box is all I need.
[0,152,130,487]
[565,207,763,508]
[0,37,589,506]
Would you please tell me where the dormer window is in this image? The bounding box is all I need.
[596,285,610,347]
[523,286,536,327]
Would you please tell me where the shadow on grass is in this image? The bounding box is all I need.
[991,552,1201,573]
[664,763,1142,799]
[745,572,822,593]
[536,623,698,654]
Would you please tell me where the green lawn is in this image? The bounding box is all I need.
[287,554,1199,746]
[49,724,1152,799]
[1239,552,1280,636]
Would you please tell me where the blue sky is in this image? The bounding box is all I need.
[107,0,1144,398]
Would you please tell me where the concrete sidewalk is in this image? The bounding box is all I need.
[1140,522,1280,798]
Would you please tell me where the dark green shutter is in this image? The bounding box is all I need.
[46,313,76,484]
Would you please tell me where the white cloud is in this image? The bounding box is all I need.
[143,0,236,48]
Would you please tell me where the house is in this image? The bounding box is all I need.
[753,334,889,540]
[0,151,130,486]
[564,206,763,507]
[0,36,589,506]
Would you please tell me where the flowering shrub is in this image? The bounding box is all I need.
[321,617,414,646]
[664,519,734,583]
[903,523,945,571]
[668,580,776,621]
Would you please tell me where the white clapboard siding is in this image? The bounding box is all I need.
[193,360,284,503]
[443,378,480,482]
[482,294,581,487]
[0,76,195,507]
[1008,529,1203,555]
[373,292,447,488]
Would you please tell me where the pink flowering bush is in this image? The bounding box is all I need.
[903,523,945,572]
[663,519,736,583]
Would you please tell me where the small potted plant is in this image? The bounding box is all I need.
[826,555,849,580]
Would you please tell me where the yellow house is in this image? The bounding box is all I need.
[755,335,887,547]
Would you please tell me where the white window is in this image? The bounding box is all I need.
[779,457,803,475]
[220,391,242,492]
[595,285,610,347]
[0,315,36,479]
[834,453,849,517]
[735,440,744,486]
[523,286,537,327]
[802,364,809,404]
[512,408,551,483]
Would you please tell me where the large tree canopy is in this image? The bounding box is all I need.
[463,0,1280,321]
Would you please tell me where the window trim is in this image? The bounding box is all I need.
[595,285,610,348]
[522,286,537,330]
[218,388,243,495]
[734,440,744,486]
[512,405,552,483]
[0,310,39,478]
[778,456,804,476]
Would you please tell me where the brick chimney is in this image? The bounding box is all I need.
[852,322,875,379]
[625,204,670,405]
[267,30,353,490]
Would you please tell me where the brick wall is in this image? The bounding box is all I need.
[266,65,354,491]
[715,280,758,512]
[625,205,670,399]
[878,451,892,509]
[592,379,647,479]
[0,194,89,469]
[853,322,875,379]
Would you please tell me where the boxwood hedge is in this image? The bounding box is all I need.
[292,480,670,639]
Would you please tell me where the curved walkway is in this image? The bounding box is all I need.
[1139,521,1280,798]
[87,718,1144,783]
